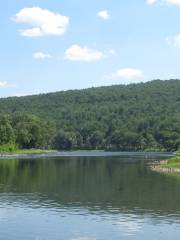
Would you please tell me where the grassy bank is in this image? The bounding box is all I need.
[0,148,57,156]
[163,156,180,168]
[151,155,180,174]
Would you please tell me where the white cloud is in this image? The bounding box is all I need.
[147,0,158,4]
[114,68,143,79]
[97,10,110,20]
[33,52,52,59]
[0,82,8,88]
[0,81,15,88]
[165,0,180,4]
[106,68,144,84]
[166,35,180,46]
[14,7,69,37]
[65,44,105,62]
[173,35,180,45]
[169,0,180,4]
[147,0,180,5]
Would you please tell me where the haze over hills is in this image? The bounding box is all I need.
[0,79,180,151]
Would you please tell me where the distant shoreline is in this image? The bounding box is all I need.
[0,150,174,160]
[0,149,57,159]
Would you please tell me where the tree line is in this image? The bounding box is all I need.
[0,80,180,152]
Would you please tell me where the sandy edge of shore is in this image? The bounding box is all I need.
[150,160,180,173]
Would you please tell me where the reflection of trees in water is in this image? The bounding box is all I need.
[0,157,180,214]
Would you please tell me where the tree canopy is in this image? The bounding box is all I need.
[0,80,180,151]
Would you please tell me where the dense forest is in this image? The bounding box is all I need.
[0,79,180,152]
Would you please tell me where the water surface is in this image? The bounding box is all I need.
[0,152,179,240]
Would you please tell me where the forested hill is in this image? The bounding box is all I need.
[0,80,180,151]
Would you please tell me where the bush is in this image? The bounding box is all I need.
[0,144,18,153]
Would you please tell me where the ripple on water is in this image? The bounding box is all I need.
[0,155,179,240]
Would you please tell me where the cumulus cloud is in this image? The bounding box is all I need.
[14,7,69,37]
[147,0,180,5]
[65,44,105,62]
[97,10,110,20]
[106,68,144,84]
[166,35,180,46]
[0,81,15,88]
[114,68,143,79]
[147,0,158,4]
[33,52,52,59]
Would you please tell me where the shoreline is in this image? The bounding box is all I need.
[151,164,180,173]
[0,149,58,158]
[0,150,174,160]
[151,157,180,174]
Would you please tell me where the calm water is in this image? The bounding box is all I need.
[0,152,179,240]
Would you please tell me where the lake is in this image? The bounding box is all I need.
[0,152,179,240]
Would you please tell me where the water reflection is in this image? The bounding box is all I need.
[0,156,179,214]
[0,156,179,239]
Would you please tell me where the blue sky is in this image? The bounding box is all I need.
[1,0,180,97]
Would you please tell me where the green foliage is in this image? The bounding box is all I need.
[167,157,180,167]
[0,144,18,153]
[0,115,15,145]
[12,113,55,149]
[0,113,55,150]
[0,80,180,151]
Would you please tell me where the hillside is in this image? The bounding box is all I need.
[0,80,180,151]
